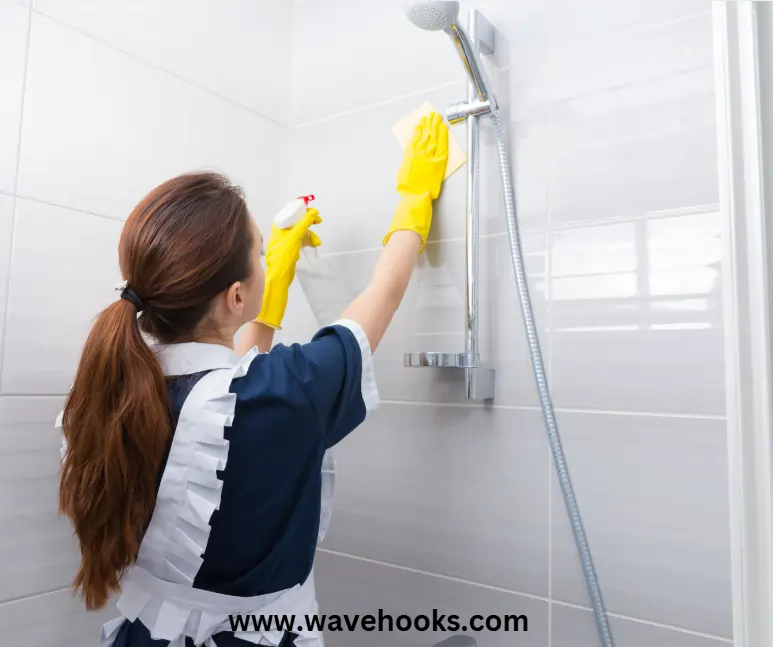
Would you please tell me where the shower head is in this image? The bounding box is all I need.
[405,1,460,31]
[405,2,497,113]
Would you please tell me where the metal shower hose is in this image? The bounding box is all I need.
[491,113,615,647]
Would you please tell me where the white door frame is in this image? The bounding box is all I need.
[713,2,773,645]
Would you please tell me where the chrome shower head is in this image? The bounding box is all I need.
[405,1,460,31]
[405,2,496,113]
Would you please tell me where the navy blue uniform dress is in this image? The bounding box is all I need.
[113,324,369,646]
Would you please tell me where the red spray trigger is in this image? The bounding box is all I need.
[298,194,315,206]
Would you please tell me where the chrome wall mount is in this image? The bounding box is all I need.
[403,7,496,401]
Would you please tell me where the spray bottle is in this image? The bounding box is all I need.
[272,195,355,328]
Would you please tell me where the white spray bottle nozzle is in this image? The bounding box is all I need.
[273,194,315,229]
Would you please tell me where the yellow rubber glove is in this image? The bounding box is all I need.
[256,208,322,329]
[383,111,449,252]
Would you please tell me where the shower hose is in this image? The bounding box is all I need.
[491,113,615,647]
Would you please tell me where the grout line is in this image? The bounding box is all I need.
[316,548,550,603]
[318,549,733,644]
[378,399,533,410]
[0,3,33,392]
[552,600,733,643]
[548,406,726,421]
[14,194,122,222]
[320,233,515,258]
[32,9,289,130]
[0,190,720,242]
[560,119,716,156]
[549,203,721,232]
[0,585,72,605]
[0,189,122,222]
[377,399,727,421]
[548,62,713,107]
[311,204,720,260]
[292,78,469,130]
[548,11,713,67]
[547,441,554,647]
[0,393,68,398]
[545,89,556,647]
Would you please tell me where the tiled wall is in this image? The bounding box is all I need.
[285,1,732,646]
[0,0,290,642]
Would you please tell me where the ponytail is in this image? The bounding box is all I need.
[58,172,254,610]
[59,299,170,610]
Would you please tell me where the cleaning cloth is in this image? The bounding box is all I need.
[392,101,466,180]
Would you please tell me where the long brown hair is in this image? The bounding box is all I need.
[59,172,254,609]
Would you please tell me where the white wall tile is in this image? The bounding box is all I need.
[282,232,547,406]
[289,109,545,256]
[0,396,80,602]
[0,195,14,367]
[549,67,717,225]
[550,11,713,102]
[288,0,728,640]
[1,199,122,394]
[552,604,730,647]
[550,412,731,638]
[325,403,550,597]
[550,212,724,415]
[289,83,476,255]
[0,587,116,647]
[536,0,710,58]
[0,1,29,193]
[315,550,549,647]
[290,0,462,126]
[33,0,292,124]
[18,13,286,226]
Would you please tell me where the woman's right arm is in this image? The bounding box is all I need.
[341,112,449,351]
[340,230,420,352]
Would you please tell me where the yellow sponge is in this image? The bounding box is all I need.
[392,101,466,181]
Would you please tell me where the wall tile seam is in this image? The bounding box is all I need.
[0,194,720,237]
[549,61,716,107]
[291,76,481,130]
[287,40,713,131]
[547,204,721,231]
[376,400,727,422]
[553,600,733,644]
[0,584,75,606]
[0,191,120,222]
[0,393,68,398]
[552,116,717,156]
[548,8,714,60]
[29,8,292,130]
[0,394,730,423]
[314,204,723,259]
[317,548,732,643]
[0,1,33,397]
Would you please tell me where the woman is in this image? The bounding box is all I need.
[58,113,449,647]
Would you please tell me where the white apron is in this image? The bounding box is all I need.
[58,320,378,647]
[58,345,337,647]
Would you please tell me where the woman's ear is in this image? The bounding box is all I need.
[226,281,245,317]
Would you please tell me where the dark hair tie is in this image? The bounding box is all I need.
[115,280,146,312]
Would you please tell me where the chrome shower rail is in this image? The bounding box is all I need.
[404,8,496,402]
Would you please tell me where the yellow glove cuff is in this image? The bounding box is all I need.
[382,192,432,252]
[255,278,288,330]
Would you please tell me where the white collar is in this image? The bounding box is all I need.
[151,342,240,376]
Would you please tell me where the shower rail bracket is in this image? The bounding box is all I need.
[403,352,495,400]
[471,9,495,57]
